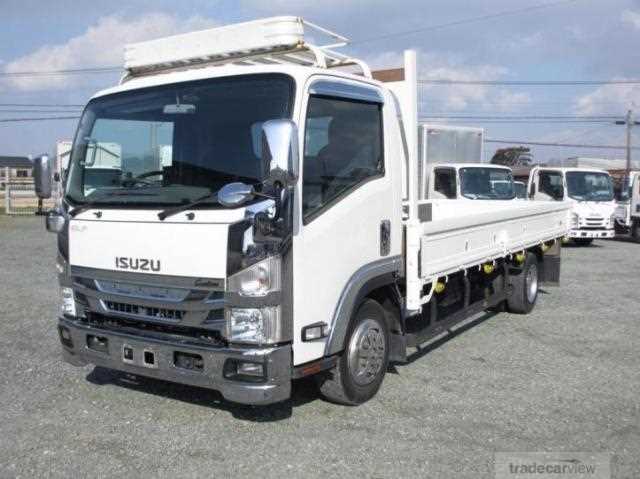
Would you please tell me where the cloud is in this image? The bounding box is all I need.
[3,13,218,91]
[575,83,640,115]
[622,9,640,29]
[367,49,530,113]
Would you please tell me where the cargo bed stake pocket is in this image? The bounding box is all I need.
[123,345,134,364]
[143,349,157,368]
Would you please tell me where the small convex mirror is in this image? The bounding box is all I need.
[218,182,254,207]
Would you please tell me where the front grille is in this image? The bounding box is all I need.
[83,313,226,347]
[103,300,185,321]
[584,216,605,227]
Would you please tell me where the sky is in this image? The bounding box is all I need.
[1,0,640,164]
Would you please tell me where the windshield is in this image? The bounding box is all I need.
[514,182,527,199]
[616,177,632,202]
[459,167,515,200]
[65,74,294,207]
[565,171,614,202]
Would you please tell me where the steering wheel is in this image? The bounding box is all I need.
[122,170,164,187]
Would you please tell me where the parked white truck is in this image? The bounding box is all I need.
[517,166,616,246]
[614,171,640,241]
[416,124,519,201]
[33,17,569,406]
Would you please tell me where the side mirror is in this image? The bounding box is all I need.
[261,119,299,189]
[529,182,536,199]
[556,186,565,201]
[218,182,254,207]
[33,154,52,199]
[46,209,66,233]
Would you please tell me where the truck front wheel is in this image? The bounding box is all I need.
[507,253,539,314]
[316,299,389,405]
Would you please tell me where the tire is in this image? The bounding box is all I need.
[316,299,389,405]
[487,272,506,312]
[506,253,539,314]
[632,220,640,243]
[573,238,594,246]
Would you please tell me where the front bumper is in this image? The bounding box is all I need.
[568,228,615,239]
[58,317,292,405]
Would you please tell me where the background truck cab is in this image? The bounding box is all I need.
[614,171,640,241]
[428,164,517,201]
[526,166,616,245]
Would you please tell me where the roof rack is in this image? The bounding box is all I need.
[122,16,371,82]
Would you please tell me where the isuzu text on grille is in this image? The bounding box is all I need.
[115,257,161,272]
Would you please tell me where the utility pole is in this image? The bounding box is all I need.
[615,109,640,177]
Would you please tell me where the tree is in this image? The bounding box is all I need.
[490,147,533,166]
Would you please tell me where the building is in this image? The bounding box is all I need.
[547,156,639,172]
[0,156,33,187]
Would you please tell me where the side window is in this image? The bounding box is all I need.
[538,171,564,200]
[302,95,384,222]
[433,168,457,199]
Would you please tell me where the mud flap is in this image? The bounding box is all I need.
[540,240,561,286]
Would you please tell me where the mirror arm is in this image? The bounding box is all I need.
[253,186,293,242]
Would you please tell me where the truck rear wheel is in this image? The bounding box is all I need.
[632,220,640,243]
[507,253,539,314]
[316,299,389,405]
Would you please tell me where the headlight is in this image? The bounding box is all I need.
[60,287,76,317]
[227,256,281,297]
[225,256,283,344]
[225,306,281,344]
[570,213,580,228]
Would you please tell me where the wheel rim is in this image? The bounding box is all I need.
[347,318,386,386]
[526,263,538,303]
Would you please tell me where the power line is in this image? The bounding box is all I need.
[0,116,80,123]
[0,0,584,79]
[420,115,621,120]
[426,120,616,124]
[0,109,82,114]
[419,116,611,125]
[485,138,640,150]
[0,103,85,107]
[352,0,581,44]
[0,66,121,77]
[422,99,636,105]
[418,79,640,86]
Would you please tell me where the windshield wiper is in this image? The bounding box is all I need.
[158,193,218,221]
[68,201,103,217]
[67,191,161,217]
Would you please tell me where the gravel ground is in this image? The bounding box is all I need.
[0,216,638,478]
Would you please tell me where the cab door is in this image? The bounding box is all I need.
[291,78,400,365]
[633,174,640,218]
[530,168,565,201]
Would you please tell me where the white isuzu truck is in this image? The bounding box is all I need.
[520,166,616,246]
[614,171,640,242]
[417,124,520,202]
[33,17,569,406]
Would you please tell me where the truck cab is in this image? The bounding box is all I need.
[428,164,516,201]
[527,166,616,245]
[614,171,640,241]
